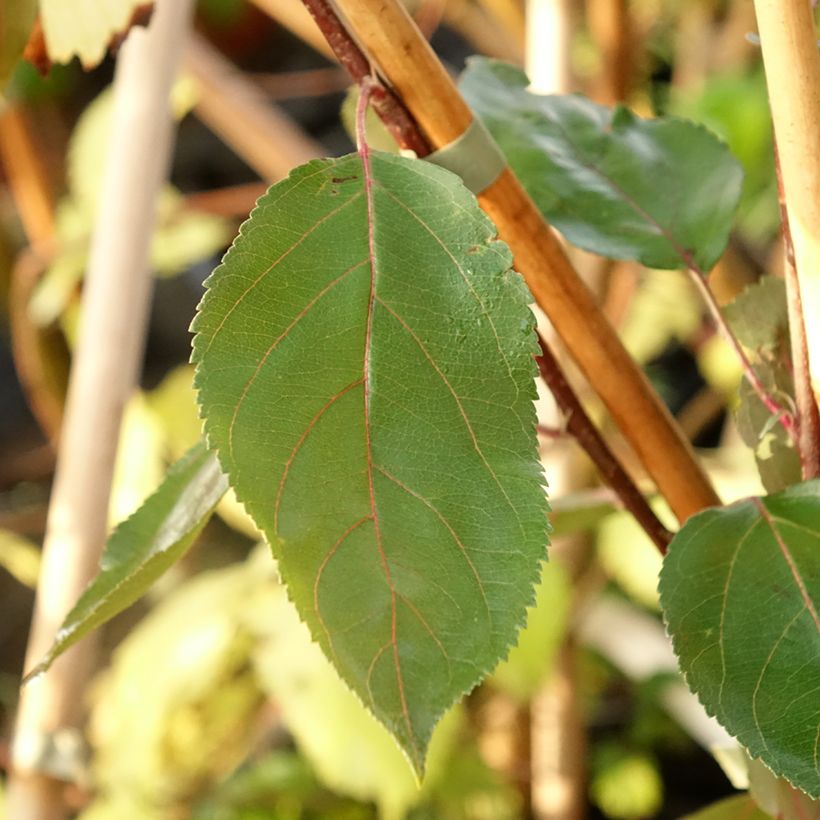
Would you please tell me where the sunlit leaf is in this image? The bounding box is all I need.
[28,441,228,679]
[660,480,820,797]
[0,529,40,588]
[461,57,743,271]
[40,0,151,69]
[193,152,548,772]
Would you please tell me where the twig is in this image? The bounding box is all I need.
[526,0,573,93]
[536,333,672,553]
[7,2,196,817]
[308,0,721,521]
[774,142,820,479]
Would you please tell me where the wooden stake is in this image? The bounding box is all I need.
[7,2,195,817]
[331,0,720,521]
[754,0,820,402]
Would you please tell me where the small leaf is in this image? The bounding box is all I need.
[724,276,789,355]
[660,481,820,797]
[193,152,548,772]
[27,441,228,679]
[460,58,743,271]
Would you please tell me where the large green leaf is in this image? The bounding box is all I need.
[192,152,548,773]
[682,795,769,820]
[460,58,743,271]
[659,481,820,797]
[28,441,228,679]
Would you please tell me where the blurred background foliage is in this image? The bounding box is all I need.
[0,0,811,817]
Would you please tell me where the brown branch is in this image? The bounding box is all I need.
[775,141,820,479]
[300,0,432,157]
[536,333,672,554]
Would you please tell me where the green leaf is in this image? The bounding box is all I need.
[682,795,769,820]
[659,480,820,797]
[724,276,789,355]
[193,152,548,773]
[0,0,36,91]
[28,441,228,679]
[460,58,743,271]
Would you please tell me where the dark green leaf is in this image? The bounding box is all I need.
[193,152,548,773]
[460,58,743,271]
[660,481,820,797]
[27,441,228,680]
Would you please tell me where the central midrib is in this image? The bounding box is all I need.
[359,149,419,766]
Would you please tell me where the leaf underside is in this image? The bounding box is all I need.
[192,152,548,773]
[660,480,820,797]
[28,440,228,680]
[460,58,743,272]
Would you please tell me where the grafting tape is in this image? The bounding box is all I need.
[425,117,506,194]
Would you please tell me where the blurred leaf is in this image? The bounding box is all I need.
[672,69,779,241]
[660,481,820,797]
[748,758,820,820]
[88,558,271,810]
[109,392,165,526]
[0,529,40,588]
[491,561,570,700]
[590,745,663,820]
[549,490,618,537]
[193,152,548,774]
[597,500,670,611]
[724,277,789,355]
[40,0,152,69]
[682,795,769,819]
[618,269,701,364]
[146,365,202,459]
[460,57,743,271]
[251,588,463,820]
[30,83,226,326]
[28,441,228,680]
[0,0,37,91]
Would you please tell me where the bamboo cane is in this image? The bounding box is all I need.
[754,0,820,405]
[7,2,195,816]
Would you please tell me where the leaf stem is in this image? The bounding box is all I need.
[774,141,820,479]
[536,333,672,554]
[682,254,799,448]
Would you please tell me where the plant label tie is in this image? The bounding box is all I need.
[425,116,506,194]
